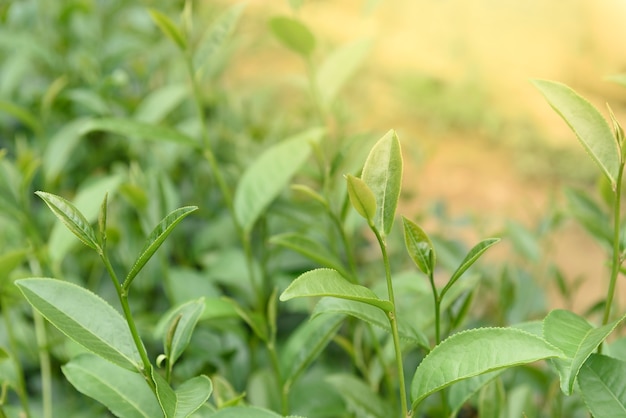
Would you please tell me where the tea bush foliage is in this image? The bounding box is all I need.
[1,1,626,417]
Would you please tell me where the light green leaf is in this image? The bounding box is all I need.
[16,278,142,370]
[533,79,620,187]
[234,127,324,233]
[268,16,315,57]
[223,298,268,342]
[48,174,124,262]
[361,129,403,236]
[280,268,393,312]
[153,368,177,417]
[43,117,93,182]
[542,309,626,395]
[125,206,198,287]
[193,4,245,76]
[149,9,187,50]
[62,354,162,418]
[312,297,429,349]
[162,298,205,367]
[135,84,188,124]
[208,406,282,418]
[410,327,564,409]
[175,375,213,418]
[326,374,390,418]
[402,217,435,276]
[82,118,197,147]
[269,233,350,280]
[281,314,344,388]
[448,370,505,416]
[441,238,500,297]
[35,191,100,251]
[290,184,327,206]
[579,354,626,418]
[316,39,372,109]
[346,174,376,225]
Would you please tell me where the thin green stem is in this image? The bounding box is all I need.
[602,165,625,328]
[1,303,31,417]
[329,210,358,283]
[427,271,441,345]
[33,312,51,418]
[372,229,408,416]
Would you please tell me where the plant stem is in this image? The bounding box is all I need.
[602,165,625,329]
[372,229,408,416]
[427,271,441,345]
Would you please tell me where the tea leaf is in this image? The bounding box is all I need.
[125,206,198,287]
[316,39,372,109]
[0,100,42,136]
[281,314,344,388]
[269,233,350,279]
[579,354,626,417]
[43,117,93,183]
[441,238,500,297]
[280,268,393,312]
[402,217,435,276]
[174,375,213,418]
[327,374,390,418]
[208,406,282,418]
[193,3,245,76]
[62,354,163,418]
[362,129,403,236]
[410,327,564,408]
[223,298,269,342]
[152,368,177,417]
[533,79,620,187]
[35,191,100,252]
[149,9,187,50]
[82,118,197,147]
[543,309,626,395]
[162,298,205,367]
[448,370,505,416]
[134,84,188,124]
[16,278,142,370]
[234,127,324,233]
[268,16,315,57]
[346,174,377,225]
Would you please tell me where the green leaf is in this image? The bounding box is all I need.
[193,4,245,76]
[208,406,282,418]
[312,297,429,349]
[47,174,124,262]
[316,39,372,109]
[579,354,626,418]
[0,248,28,283]
[565,188,612,246]
[162,298,205,367]
[175,375,213,418]
[361,129,403,236]
[346,174,376,225]
[280,268,393,312]
[441,238,500,297]
[269,233,350,278]
[281,314,344,388]
[152,368,177,417]
[125,206,198,287]
[134,84,188,124]
[326,374,390,418]
[223,298,268,342]
[82,118,197,147]
[62,354,163,418]
[402,217,435,276]
[542,309,626,395]
[43,117,93,183]
[35,191,100,252]
[410,327,564,409]
[448,370,505,416]
[234,127,324,233]
[268,16,315,57]
[0,100,42,136]
[16,278,142,370]
[149,9,187,50]
[533,79,620,187]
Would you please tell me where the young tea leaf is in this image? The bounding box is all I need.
[234,127,324,233]
[268,16,315,57]
[346,174,377,225]
[361,129,403,236]
[533,79,620,188]
[149,9,187,50]
[125,206,198,288]
[152,368,177,417]
[410,327,564,409]
[579,354,626,417]
[174,375,213,418]
[440,238,500,297]
[280,268,393,312]
[62,353,163,418]
[16,278,142,370]
[35,191,100,252]
[402,216,435,276]
[162,298,205,367]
